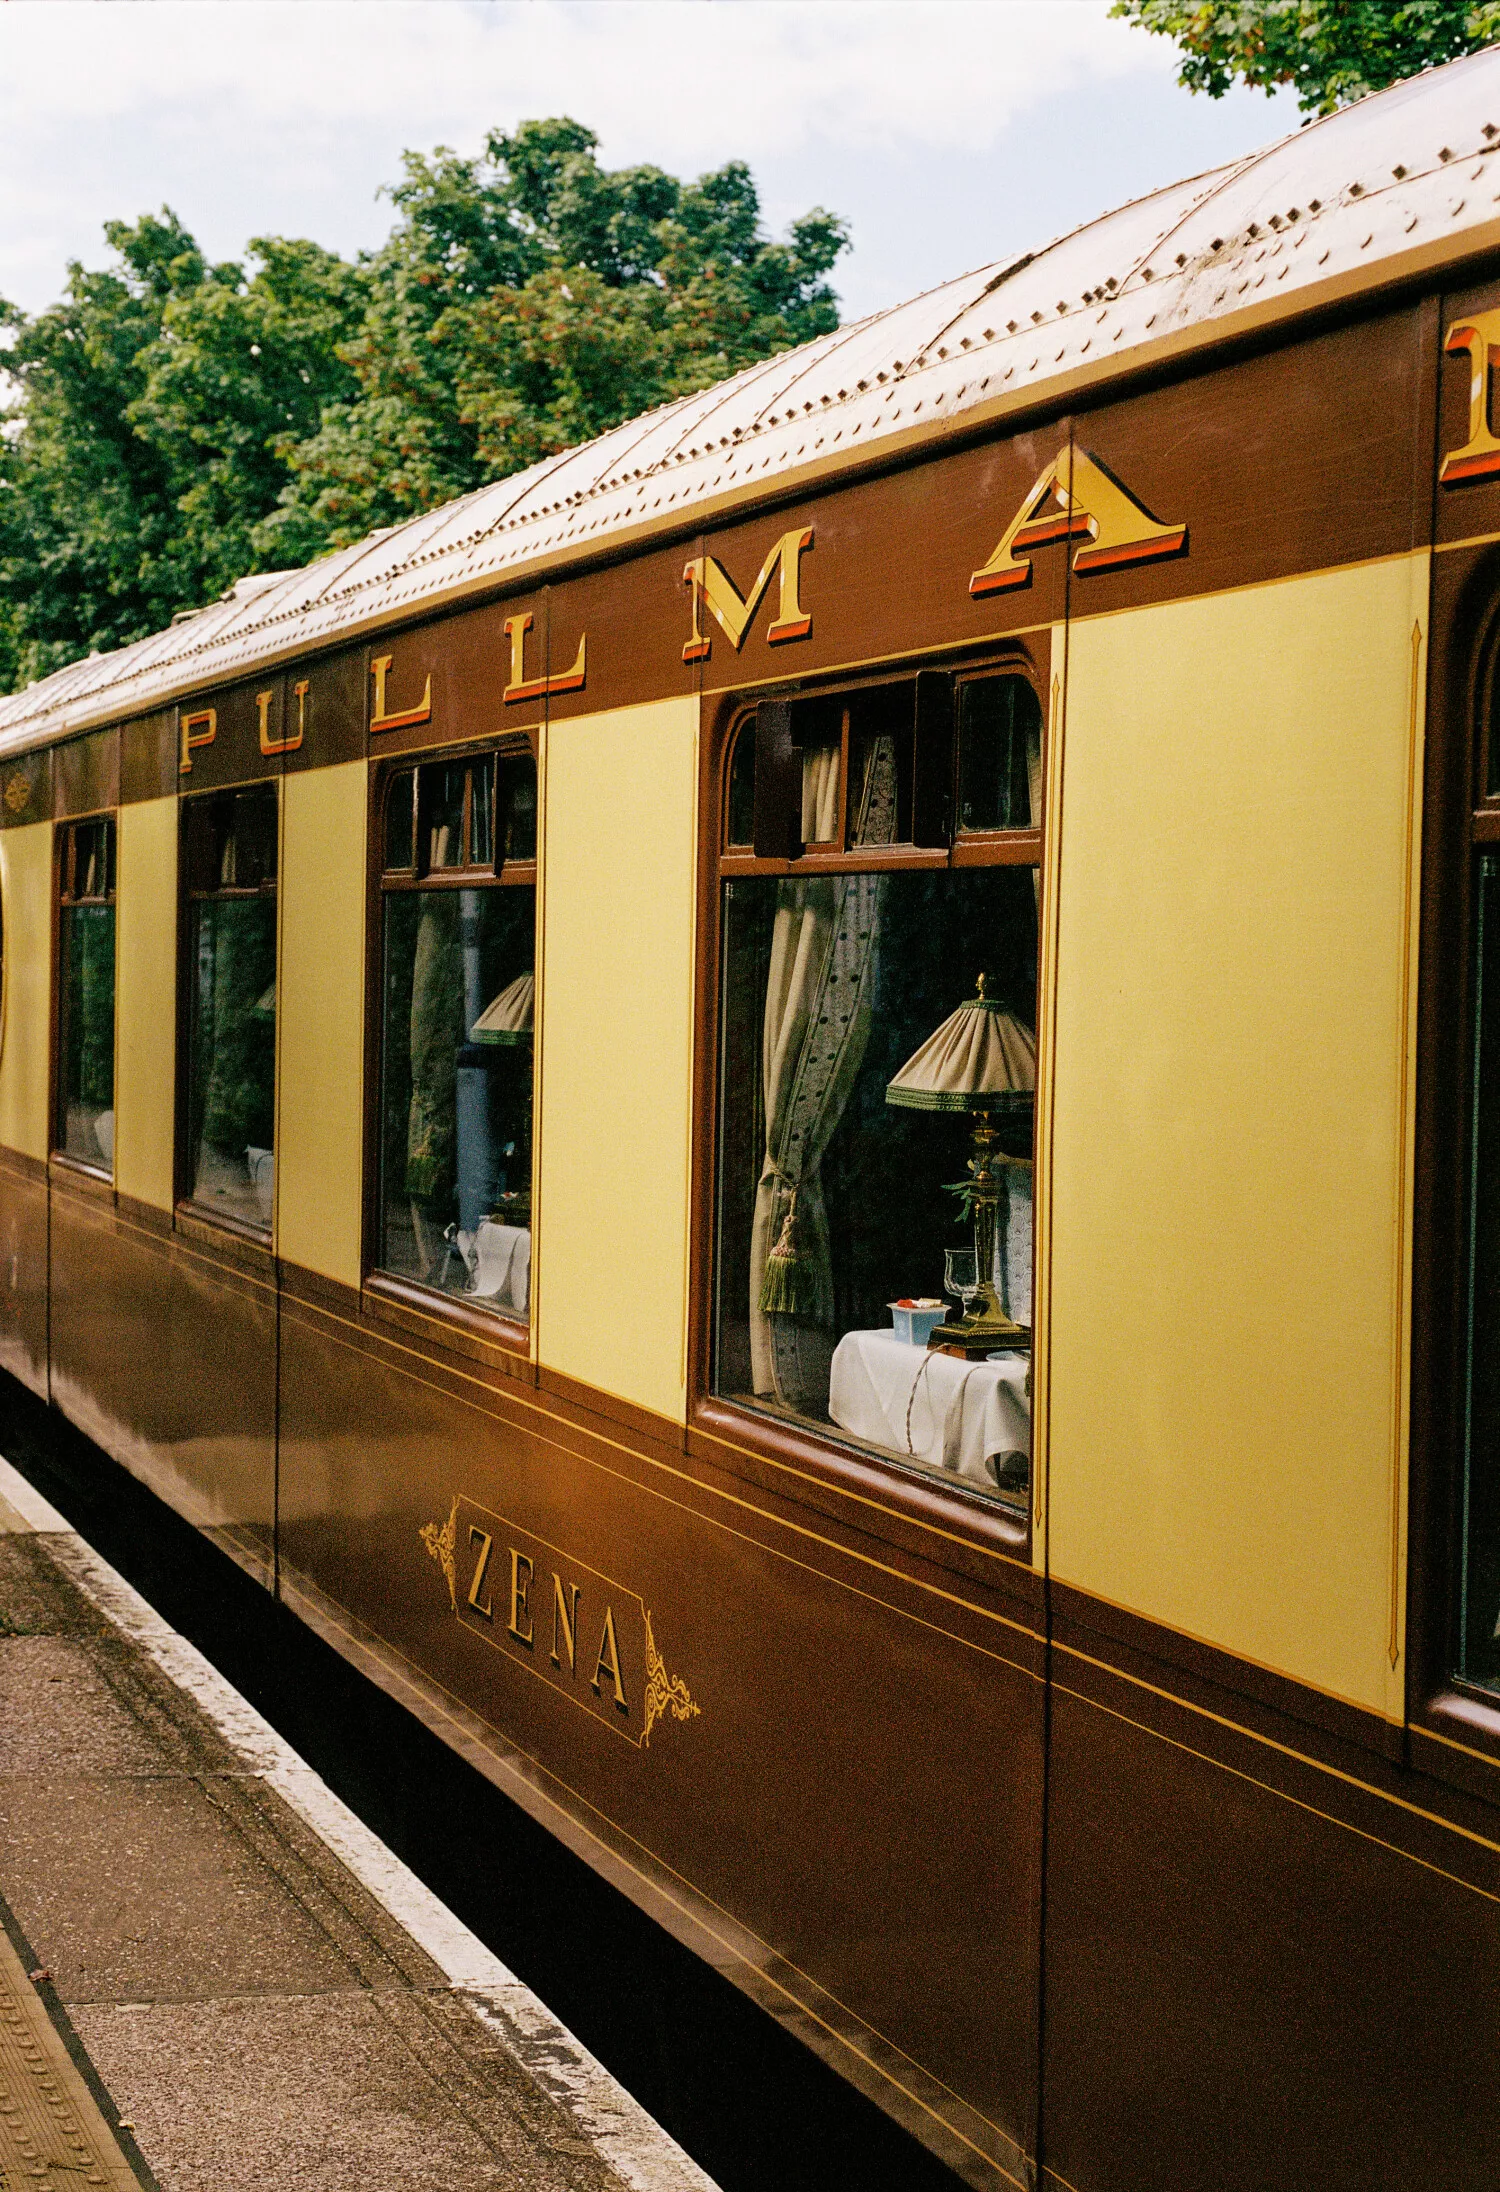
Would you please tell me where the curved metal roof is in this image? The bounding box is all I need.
[8,42,1500,753]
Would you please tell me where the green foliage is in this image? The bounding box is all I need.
[1111,0,1500,114]
[0,117,848,694]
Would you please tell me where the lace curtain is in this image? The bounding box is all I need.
[749,738,897,1406]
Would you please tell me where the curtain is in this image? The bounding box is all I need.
[749,737,896,1406]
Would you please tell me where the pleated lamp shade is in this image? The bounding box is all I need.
[885,976,1036,1113]
[470,971,535,1045]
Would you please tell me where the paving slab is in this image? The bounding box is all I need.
[0,1452,717,2192]
[73,1992,625,2192]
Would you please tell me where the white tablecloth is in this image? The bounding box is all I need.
[829,1328,1030,1491]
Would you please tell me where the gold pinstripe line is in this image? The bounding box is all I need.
[1056,1676,1500,1907]
[1055,1640,1500,1871]
[277,1297,1041,1669]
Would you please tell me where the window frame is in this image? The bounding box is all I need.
[52,808,118,1183]
[691,638,1050,1561]
[362,733,538,1355]
[1410,543,1500,1780]
[174,779,281,1245]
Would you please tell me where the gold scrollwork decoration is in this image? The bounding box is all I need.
[3,773,29,815]
[642,1610,699,1747]
[419,1498,458,1613]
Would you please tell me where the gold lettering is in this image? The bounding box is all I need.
[1441,309,1500,483]
[179,707,217,776]
[257,682,306,757]
[503,612,587,704]
[970,447,1185,597]
[550,1574,580,1674]
[508,1548,535,1646]
[370,653,433,733]
[466,1526,494,1619]
[590,1603,629,1714]
[681,526,813,663]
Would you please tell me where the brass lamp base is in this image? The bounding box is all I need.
[929,1313,1031,1359]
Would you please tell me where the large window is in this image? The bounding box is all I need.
[711,666,1042,1512]
[182,784,278,1231]
[55,815,117,1171]
[376,745,536,1322]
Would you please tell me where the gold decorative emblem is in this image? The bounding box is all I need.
[643,1611,699,1746]
[3,773,29,816]
[419,1497,458,1612]
[420,1493,699,1751]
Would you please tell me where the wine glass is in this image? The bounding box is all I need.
[944,1246,979,1322]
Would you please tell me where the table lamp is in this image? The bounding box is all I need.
[470,971,534,1044]
[885,973,1035,1356]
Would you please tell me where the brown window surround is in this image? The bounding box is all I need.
[1412,551,1500,1791]
[363,737,537,1357]
[52,810,117,1185]
[691,642,1048,1564]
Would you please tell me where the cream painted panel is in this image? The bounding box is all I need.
[114,798,178,1210]
[277,762,366,1287]
[0,822,53,1161]
[1048,557,1426,1718]
[538,696,698,1421]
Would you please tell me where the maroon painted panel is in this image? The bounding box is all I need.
[53,730,120,822]
[698,426,1067,703]
[48,1190,274,1570]
[367,594,545,760]
[120,709,179,807]
[1041,1672,1500,2192]
[0,1153,47,1396]
[276,1297,1044,2182]
[0,751,52,832]
[545,547,699,722]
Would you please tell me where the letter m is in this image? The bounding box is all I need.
[682,527,813,663]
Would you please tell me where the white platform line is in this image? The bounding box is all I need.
[0,1453,719,2192]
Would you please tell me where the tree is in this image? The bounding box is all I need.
[0,119,848,693]
[1111,0,1500,114]
[254,120,847,561]
[0,216,364,691]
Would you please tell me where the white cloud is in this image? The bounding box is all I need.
[0,2,1157,148]
[0,0,1298,318]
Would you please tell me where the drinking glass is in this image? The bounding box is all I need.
[944,1247,979,1319]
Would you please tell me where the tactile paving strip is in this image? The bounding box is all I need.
[0,1919,141,2190]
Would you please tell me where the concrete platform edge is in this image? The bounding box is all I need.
[0,1452,719,2192]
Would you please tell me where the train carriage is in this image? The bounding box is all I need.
[8,47,1500,2190]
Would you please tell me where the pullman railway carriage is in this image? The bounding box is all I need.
[15,48,1500,2191]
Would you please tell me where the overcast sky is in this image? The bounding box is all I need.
[0,1,1303,326]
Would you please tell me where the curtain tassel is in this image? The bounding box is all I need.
[760,1191,816,1317]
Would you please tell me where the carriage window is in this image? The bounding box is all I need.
[55,815,117,1171]
[958,674,1042,833]
[377,747,536,1323]
[182,784,278,1231]
[712,671,1042,1513]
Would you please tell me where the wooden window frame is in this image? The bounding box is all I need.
[174,781,280,1246]
[52,810,117,1184]
[691,641,1049,1564]
[1410,546,1500,1786]
[362,736,537,1355]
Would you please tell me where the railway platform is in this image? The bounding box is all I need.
[0,1455,717,2192]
